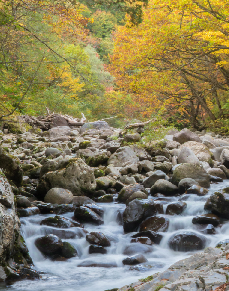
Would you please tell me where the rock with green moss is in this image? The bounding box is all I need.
[44,188,74,204]
[108,146,139,167]
[61,242,78,258]
[97,194,113,203]
[79,140,91,149]
[0,150,23,186]
[78,149,110,167]
[94,168,105,178]
[96,176,116,190]
[118,184,145,203]
[172,163,210,188]
[36,158,96,199]
[205,188,229,218]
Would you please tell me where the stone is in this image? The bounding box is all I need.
[108,146,139,167]
[178,147,199,164]
[178,178,199,193]
[35,234,63,258]
[131,231,163,244]
[207,168,226,179]
[173,128,201,144]
[172,163,210,188]
[211,146,229,161]
[150,179,179,196]
[154,162,172,174]
[89,245,107,254]
[122,254,147,265]
[123,243,153,256]
[74,206,104,225]
[96,176,116,190]
[61,242,78,258]
[97,194,113,203]
[139,216,169,232]
[86,232,111,247]
[72,196,96,207]
[45,147,61,157]
[78,260,117,268]
[49,126,71,139]
[120,164,138,175]
[166,202,187,215]
[40,215,81,228]
[0,152,23,186]
[138,160,155,173]
[186,185,209,196]
[126,191,148,205]
[17,206,40,217]
[123,198,157,232]
[16,195,32,208]
[124,133,141,142]
[180,141,212,163]
[142,170,168,188]
[168,231,206,251]
[118,184,145,203]
[80,121,110,134]
[120,175,136,185]
[44,188,73,204]
[205,188,229,218]
[50,115,69,128]
[130,237,153,245]
[220,148,229,168]
[192,214,220,227]
[36,158,96,199]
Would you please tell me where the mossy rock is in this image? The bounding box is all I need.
[61,242,77,258]
[79,141,91,149]
[94,168,105,178]
[7,123,23,134]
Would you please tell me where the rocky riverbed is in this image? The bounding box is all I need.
[1,117,229,290]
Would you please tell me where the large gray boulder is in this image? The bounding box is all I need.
[180,141,212,163]
[108,146,139,167]
[49,126,71,139]
[211,146,229,161]
[118,184,145,203]
[220,148,229,168]
[80,121,110,134]
[172,163,210,188]
[205,187,229,218]
[177,147,199,164]
[150,179,179,196]
[173,129,201,144]
[44,188,74,204]
[142,170,168,188]
[36,158,96,199]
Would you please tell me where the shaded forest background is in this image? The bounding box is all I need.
[0,0,229,133]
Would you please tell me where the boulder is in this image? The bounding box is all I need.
[123,243,153,255]
[108,146,139,167]
[78,149,110,167]
[150,179,179,196]
[118,184,145,203]
[180,141,212,163]
[211,146,229,161]
[0,151,23,186]
[96,176,116,190]
[16,196,32,208]
[122,254,147,265]
[207,168,226,179]
[126,191,148,205]
[177,147,199,164]
[166,202,187,215]
[61,242,78,258]
[220,148,229,168]
[50,115,69,128]
[74,206,104,225]
[72,196,95,207]
[45,147,61,157]
[172,163,210,188]
[97,194,113,203]
[80,121,110,134]
[131,231,163,244]
[139,216,169,232]
[186,185,209,196]
[40,216,80,228]
[178,178,199,193]
[142,170,168,188]
[36,158,96,199]
[123,198,157,232]
[86,232,111,247]
[192,214,220,227]
[153,162,172,174]
[168,231,206,251]
[138,160,154,173]
[124,133,141,142]
[49,126,71,139]
[17,207,40,217]
[35,234,63,258]
[89,245,107,254]
[173,129,201,144]
[130,237,153,245]
[44,188,73,204]
[205,188,229,218]
[120,164,138,175]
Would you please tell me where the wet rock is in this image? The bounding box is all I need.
[86,232,111,247]
[118,184,145,203]
[120,175,136,185]
[172,163,210,188]
[131,231,163,244]
[89,245,107,254]
[72,196,96,207]
[36,202,74,214]
[177,147,199,164]
[123,243,153,255]
[16,195,32,208]
[205,188,229,218]
[126,191,148,205]
[122,254,147,265]
[130,237,153,245]
[108,146,139,167]
[78,260,117,268]
[40,215,81,228]
[139,216,169,232]
[186,185,209,196]
[42,227,77,239]
[74,206,104,225]
[85,204,104,217]
[168,231,206,251]
[216,239,229,248]
[96,176,116,190]
[150,179,178,196]
[210,175,223,182]
[123,198,157,232]
[207,168,226,179]
[17,206,40,217]
[35,234,63,258]
[166,202,187,215]
[220,148,229,168]
[61,242,78,258]
[173,128,201,144]
[44,188,73,204]
[219,165,229,178]
[36,158,96,199]
[178,178,199,193]
[192,214,220,227]
[97,194,113,203]
[142,170,168,188]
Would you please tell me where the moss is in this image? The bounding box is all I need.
[3,147,9,153]
[223,187,229,194]
[140,275,154,282]
[94,169,105,178]
[79,140,91,149]
[155,284,165,291]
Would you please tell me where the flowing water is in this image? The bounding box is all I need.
[5,180,229,291]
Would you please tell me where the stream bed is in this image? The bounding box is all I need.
[5,180,229,291]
